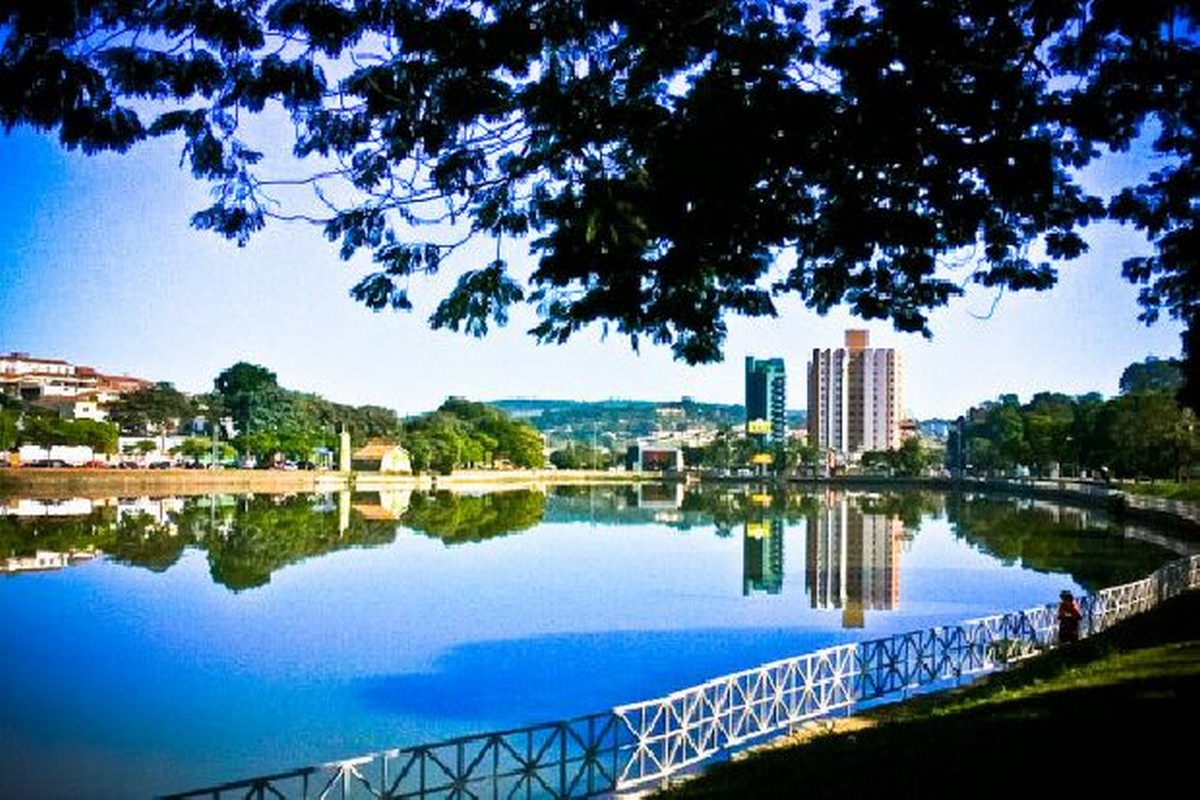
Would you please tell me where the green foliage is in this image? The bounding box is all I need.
[1100,393,1197,480]
[0,408,19,450]
[127,440,157,457]
[4,2,1194,402]
[1119,357,1184,396]
[951,368,1199,480]
[172,494,399,591]
[549,442,611,470]
[1119,481,1200,505]
[213,362,283,436]
[400,490,547,544]
[944,496,1171,593]
[862,437,933,477]
[172,436,219,463]
[403,398,545,473]
[202,362,402,463]
[18,414,120,454]
[106,382,195,435]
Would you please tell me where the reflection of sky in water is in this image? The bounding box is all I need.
[0,494,1174,799]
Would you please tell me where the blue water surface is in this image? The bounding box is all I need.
[0,486,1175,799]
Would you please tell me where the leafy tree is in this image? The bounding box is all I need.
[1119,357,1185,396]
[1071,392,1108,477]
[894,437,932,477]
[173,436,219,464]
[1022,392,1075,475]
[3,2,1195,403]
[404,398,545,471]
[956,356,1199,481]
[106,382,194,435]
[549,442,610,470]
[213,362,284,436]
[18,415,119,454]
[0,408,17,451]
[1101,392,1193,480]
[861,437,932,477]
[781,437,822,476]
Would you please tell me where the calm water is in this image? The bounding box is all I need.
[0,483,1190,798]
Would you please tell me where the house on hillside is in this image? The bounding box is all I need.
[351,439,412,474]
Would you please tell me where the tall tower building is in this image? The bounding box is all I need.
[745,356,787,452]
[807,330,903,457]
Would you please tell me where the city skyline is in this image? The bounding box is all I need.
[0,126,1184,421]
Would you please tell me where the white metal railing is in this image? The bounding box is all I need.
[612,643,859,786]
[609,552,1200,792]
[163,554,1200,799]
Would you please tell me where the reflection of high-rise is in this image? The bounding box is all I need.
[743,518,784,595]
[805,493,903,627]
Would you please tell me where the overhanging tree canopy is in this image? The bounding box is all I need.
[2,1,1195,402]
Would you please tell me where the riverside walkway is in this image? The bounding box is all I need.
[162,551,1200,800]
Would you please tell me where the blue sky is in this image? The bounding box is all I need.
[0,125,1183,419]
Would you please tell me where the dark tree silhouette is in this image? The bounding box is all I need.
[1,1,1195,403]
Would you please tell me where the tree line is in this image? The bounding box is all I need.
[3,356,1194,479]
[948,358,1198,480]
[1,361,545,472]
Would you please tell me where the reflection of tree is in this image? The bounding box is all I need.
[2,487,1184,596]
[857,492,942,531]
[0,506,116,557]
[104,513,192,573]
[945,495,1169,592]
[679,486,821,532]
[200,495,399,591]
[401,490,546,545]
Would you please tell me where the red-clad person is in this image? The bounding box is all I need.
[1056,590,1082,643]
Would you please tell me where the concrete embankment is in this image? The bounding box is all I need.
[0,467,652,499]
[0,467,321,498]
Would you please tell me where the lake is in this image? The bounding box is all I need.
[0,482,1190,798]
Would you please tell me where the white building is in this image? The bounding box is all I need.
[807,330,903,458]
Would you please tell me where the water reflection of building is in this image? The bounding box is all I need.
[116,497,184,534]
[342,490,414,532]
[743,518,784,595]
[0,497,95,517]
[806,493,903,627]
[2,549,98,574]
[632,483,685,522]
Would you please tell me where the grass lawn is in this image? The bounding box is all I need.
[1118,480,1200,504]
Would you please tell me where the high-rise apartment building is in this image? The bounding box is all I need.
[807,330,903,456]
[745,356,787,452]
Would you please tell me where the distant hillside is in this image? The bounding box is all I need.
[487,398,806,445]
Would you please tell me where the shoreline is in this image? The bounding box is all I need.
[0,466,653,498]
[3,470,1198,540]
